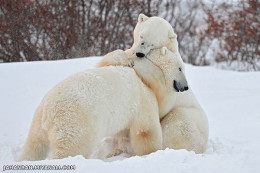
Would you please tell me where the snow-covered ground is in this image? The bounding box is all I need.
[0,57,260,173]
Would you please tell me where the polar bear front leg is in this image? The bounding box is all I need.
[129,117,162,156]
[98,49,133,67]
[161,107,209,153]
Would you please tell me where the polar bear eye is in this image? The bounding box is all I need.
[179,68,182,72]
[141,42,144,45]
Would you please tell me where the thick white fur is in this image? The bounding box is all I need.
[146,48,209,153]
[142,48,209,153]
[92,47,209,158]
[19,66,163,161]
[98,13,177,67]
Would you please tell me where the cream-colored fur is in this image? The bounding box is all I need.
[92,47,209,158]
[139,48,209,153]
[98,13,178,67]
[19,66,163,161]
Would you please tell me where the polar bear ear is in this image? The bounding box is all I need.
[161,47,168,55]
[168,30,179,52]
[169,30,177,39]
[138,13,149,23]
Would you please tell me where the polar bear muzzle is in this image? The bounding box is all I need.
[173,80,189,92]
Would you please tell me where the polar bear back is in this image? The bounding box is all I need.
[40,66,157,138]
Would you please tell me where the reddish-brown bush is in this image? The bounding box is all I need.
[1,0,259,71]
[0,0,160,62]
[203,0,260,70]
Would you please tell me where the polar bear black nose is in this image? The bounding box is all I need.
[184,86,189,91]
[173,80,189,92]
[136,52,145,58]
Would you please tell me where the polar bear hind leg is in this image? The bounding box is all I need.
[19,107,49,161]
[48,111,99,159]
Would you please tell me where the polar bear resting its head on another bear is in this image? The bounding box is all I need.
[19,14,208,161]
[98,13,178,67]
[19,46,193,161]
[92,47,208,159]
[94,14,209,158]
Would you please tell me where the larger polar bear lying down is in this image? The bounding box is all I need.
[92,47,209,159]
[98,13,178,67]
[19,65,164,161]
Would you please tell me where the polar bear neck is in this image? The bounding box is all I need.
[146,50,175,93]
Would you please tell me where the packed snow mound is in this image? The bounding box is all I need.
[0,57,260,173]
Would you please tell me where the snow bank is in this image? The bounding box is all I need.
[0,57,260,173]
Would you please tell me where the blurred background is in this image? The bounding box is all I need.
[0,0,259,71]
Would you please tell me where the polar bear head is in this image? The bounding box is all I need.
[133,47,188,93]
[133,46,188,118]
[132,14,178,58]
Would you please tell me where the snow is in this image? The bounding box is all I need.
[0,57,260,173]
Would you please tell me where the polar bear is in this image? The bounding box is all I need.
[136,47,209,153]
[19,66,164,161]
[134,47,209,153]
[98,13,178,67]
[91,47,209,159]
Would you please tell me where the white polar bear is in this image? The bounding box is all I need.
[98,13,178,67]
[134,47,209,153]
[91,47,209,159]
[19,66,164,161]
